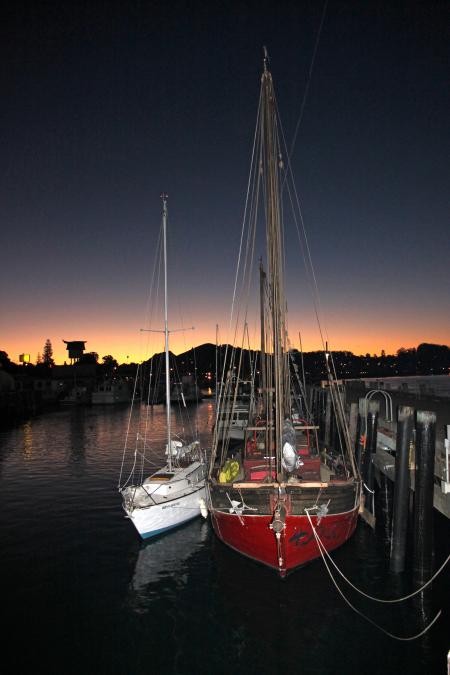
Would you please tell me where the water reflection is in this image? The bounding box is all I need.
[22,421,33,460]
[129,519,209,611]
[68,407,87,471]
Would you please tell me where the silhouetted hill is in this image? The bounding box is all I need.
[143,343,258,383]
[140,342,450,384]
[2,342,449,383]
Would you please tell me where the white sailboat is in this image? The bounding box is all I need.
[119,194,207,539]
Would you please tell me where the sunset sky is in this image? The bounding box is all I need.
[2,1,448,365]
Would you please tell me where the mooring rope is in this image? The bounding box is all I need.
[363,482,375,495]
[305,509,444,641]
[306,509,450,602]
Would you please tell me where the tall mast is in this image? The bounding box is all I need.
[215,323,219,409]
[161,192,172,471]
[261,49,287,473]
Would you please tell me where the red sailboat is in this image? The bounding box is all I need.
[207,50,361,577]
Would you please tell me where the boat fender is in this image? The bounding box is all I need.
[199,498,208,519]
[281,442,302,472]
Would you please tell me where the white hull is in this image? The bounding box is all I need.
[121,461,207,539]
[126,484,206,539]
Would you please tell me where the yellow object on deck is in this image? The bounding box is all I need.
[219,459,240,483]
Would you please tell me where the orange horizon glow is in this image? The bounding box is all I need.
[3,323,449,366]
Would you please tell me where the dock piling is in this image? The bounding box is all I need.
[355,397,366,472]
[362,400,379,515]
[390,406,414,573]
[413,410,436,586]
[324,389,332,447]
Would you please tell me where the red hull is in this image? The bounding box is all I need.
[210,508,359,576]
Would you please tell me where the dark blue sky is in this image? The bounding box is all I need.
[2,1,449,363]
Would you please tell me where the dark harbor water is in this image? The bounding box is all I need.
[1,402,448,675]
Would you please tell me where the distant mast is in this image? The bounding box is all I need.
[161,193,172,471]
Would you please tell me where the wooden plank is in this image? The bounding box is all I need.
[245,424,319,431]
[231,481,329,489]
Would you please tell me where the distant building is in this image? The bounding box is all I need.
[63,340,86,363]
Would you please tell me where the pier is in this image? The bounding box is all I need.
[343,375,450,521]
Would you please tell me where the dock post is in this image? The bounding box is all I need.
[317,388,325,442]
[310,387,316,419]
[362,400,379,514]
[324,389,332,447]
[348,402,358,451]
[390,406,414,573]
[355,397,366,472]
[413,410,436,586]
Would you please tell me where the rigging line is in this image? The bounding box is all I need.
[275,124,346,471]
[308,511,450,603]
[230,185,259,362]
[283,0,329,177]
[277,89,345,420]
[225,122,262,359]
[211,113,262,464]
[192,344,200,423]
[298,331,308,413]
[118,363,141,489]
[240,169,261,349]
[274,92,336,375]
[305,510,442,641]
[220,322,250,462]
[142,353,161,472]
[275,101,326,351]
[221,91,262,382]
[139,231,164,378]
[280,166,349,459]
[141,362,161,476]
[276,104,355,469]
[142,224,162,327]
[174,352,196,441]
[141,222,164,353]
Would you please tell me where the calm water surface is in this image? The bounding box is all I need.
[1,402,448,674]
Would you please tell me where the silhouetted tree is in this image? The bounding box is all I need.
[0,351,13,369]
[102,355,118,369]
[42,339,54,367]
[395,348,416,375]
[417,343,450,374]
